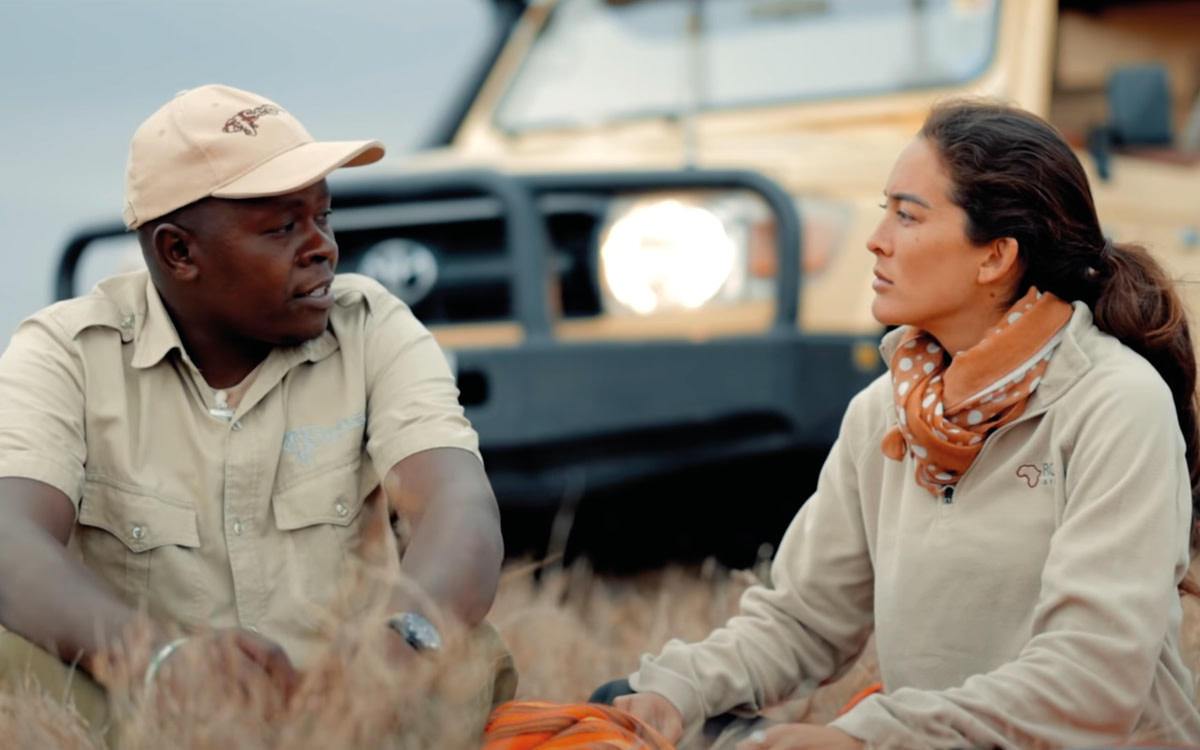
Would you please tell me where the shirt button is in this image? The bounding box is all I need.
[120,314,134,329]
[231,421,243,432]
[232,521,244,536]
[334,502,349,517]
[247,626,260,634]
[130,524,146,541]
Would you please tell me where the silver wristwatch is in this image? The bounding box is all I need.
[385,612,443,652]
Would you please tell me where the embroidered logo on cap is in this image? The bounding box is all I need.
[222,105,281,136]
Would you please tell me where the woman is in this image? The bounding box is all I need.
[599,100,1200,749]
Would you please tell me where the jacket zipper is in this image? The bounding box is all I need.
[940,405,1051,505]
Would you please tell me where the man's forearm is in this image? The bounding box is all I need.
[0,516,146,676]
[394,491,503,626]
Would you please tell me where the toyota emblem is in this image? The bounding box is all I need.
[357,238,439,306]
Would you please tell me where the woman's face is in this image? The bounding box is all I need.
[867,137,995,347]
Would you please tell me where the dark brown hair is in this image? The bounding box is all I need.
[920,99,1200,540]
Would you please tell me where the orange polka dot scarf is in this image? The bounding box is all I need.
[881,288,1074,496]
[482,701,676,750]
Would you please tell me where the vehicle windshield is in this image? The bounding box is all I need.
[495,0,1000,132]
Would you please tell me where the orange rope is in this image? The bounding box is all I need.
[482,700,676,750]
[482,682,884,750]
[838,682,884,716]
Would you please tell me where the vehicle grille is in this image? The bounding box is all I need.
[331,193,606,324]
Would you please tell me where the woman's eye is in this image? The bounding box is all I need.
[879,203,914,223]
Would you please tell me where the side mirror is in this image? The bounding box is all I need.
[1087,63,1173,182]
[1108,63,1173,147]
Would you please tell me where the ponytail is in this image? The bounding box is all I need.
[1094,242,1200,547]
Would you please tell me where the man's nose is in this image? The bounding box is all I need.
[300,223,338,267]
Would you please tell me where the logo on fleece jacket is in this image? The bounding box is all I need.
[1016,462,1056,488]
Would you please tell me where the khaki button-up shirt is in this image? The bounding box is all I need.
[0,270,479,667]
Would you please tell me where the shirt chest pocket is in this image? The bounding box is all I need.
[271,460,370,623]
[76,480,202,622]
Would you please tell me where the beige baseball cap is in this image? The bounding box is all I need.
[123,84,385,229]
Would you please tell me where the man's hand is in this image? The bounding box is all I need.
[224,628,300,700]
[151,628,299,711]
[613,692,684,744]
[735,724,864,750]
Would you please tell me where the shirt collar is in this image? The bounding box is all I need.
[130,275,185,369]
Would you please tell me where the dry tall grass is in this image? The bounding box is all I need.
[489,558,879,726]
[4,557,1200,749]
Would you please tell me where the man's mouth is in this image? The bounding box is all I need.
[294,282,332,299]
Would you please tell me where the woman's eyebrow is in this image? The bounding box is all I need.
[883,190,932,209]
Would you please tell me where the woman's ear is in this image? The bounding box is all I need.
[977,237,1021,286]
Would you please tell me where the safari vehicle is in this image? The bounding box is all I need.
[56,0,1200,566]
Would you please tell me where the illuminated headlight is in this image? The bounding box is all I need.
[599,192,765,315]
[598,190,852,316]
[599,198,735,315]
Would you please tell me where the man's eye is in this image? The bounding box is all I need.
[269,222,295,235]
[316,210,332,225]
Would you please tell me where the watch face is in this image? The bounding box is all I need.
[393,612,443,652]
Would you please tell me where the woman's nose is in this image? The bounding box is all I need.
[866,220,888,256]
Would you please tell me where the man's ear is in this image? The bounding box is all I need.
[151,222,200,282]
[977,236,1021,286]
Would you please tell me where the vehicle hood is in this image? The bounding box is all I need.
[389,120,918,200]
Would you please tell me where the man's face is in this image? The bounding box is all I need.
[182,181,338,347]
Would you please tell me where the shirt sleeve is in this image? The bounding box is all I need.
[628,388,880,728]
[361,290,481,478]
[0,315,88,507]
[831,370,1197,749]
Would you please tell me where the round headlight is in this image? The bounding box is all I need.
[599,200,737,315]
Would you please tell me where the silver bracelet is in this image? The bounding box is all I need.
[142,637,189,693]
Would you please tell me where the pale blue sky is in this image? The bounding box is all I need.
[0,0,494,338]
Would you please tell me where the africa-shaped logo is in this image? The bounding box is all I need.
[1016,464,1042,488]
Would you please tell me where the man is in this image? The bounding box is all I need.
[0,84,514,744]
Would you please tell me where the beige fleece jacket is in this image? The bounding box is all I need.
[630,304,1200,749]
